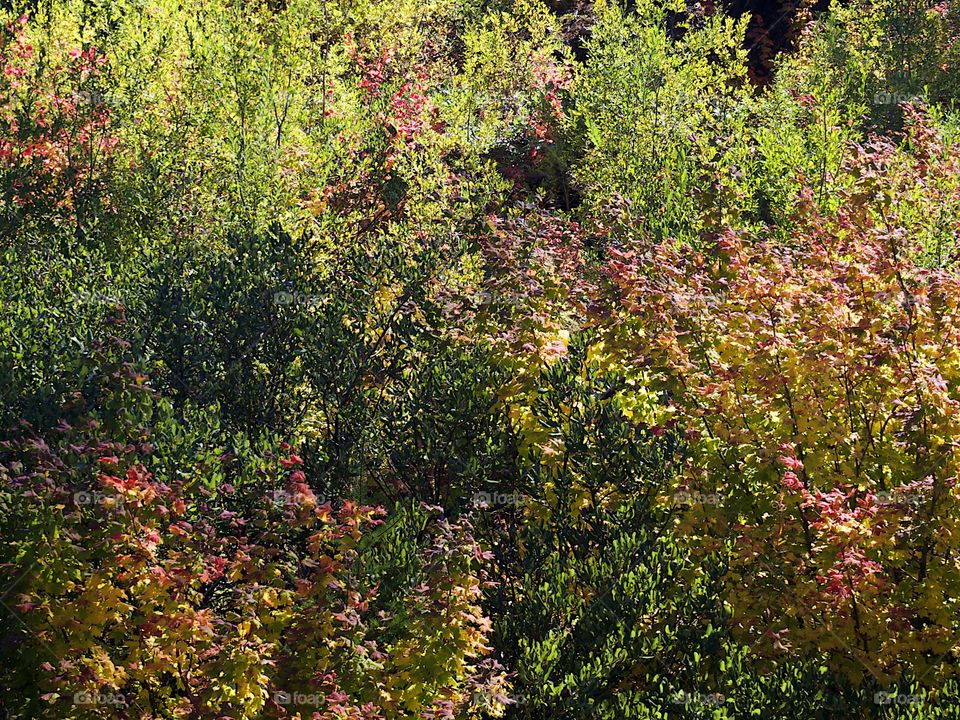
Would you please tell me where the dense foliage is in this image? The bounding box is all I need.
[2,0,960,717]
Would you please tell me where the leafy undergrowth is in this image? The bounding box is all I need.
[2,0,960,718]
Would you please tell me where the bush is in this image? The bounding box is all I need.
[0,343,505,719]
[596,116,960,685]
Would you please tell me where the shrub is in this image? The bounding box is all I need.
[596,117,960,685]
[0,13,116,237]
[0,343,505,719]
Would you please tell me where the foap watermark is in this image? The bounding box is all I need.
[874,692,924,706]
[271,489,327,506]
[671,691,725,707]
[273,690,324,707]
[471,690,527,709]
[71,89,119,107]
[875,489,925,506]
[873,91,925,105]
[72,290,122,306]
[472,289,527,309]
[73,691,127,707]
[74,491,124,508]
[472,491,523,507]
[505,692,527,706]
[274,291,321,309]
[673,490,721,506]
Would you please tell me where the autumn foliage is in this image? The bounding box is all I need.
[1,15,116,233]
[598,110,960,684]
[3,0,960,718]
[1,343,504,719]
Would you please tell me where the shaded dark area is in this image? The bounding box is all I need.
[726,0,835,83]
[498,0,841,210]
[550,0,837,82]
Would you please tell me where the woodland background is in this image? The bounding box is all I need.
[1,0,960,717]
